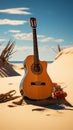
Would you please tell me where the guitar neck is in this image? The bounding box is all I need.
[30,17,39,66]
[32,27,39,65]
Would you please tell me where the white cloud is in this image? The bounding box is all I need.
[0,38,6,42]
[13,32,53,42]
[37,35,45,38]
[13,32,64,44]
[0,19,27,25]
[13,33,46,41]
[0,7,31,15]
[8,30,21,33]
[39,37,54,42]
[39,36,64,43]
[54,39,64,43]
[13,32,32,40]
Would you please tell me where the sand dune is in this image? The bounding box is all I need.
[0,47,73,130]
[47,47,73,105]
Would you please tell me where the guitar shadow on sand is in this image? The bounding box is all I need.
[12,96,73,111]
[24,97,73,111]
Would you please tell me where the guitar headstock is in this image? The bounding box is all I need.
[30,17,37,28]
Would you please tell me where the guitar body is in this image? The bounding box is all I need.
[22,55,53,100]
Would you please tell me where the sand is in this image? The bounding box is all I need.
[47,47,73,105]
[0,47,73,130]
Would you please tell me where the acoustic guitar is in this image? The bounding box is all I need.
[21,17,53,100]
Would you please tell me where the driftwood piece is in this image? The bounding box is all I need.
[0,90,21,103]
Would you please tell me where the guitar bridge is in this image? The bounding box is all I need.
[31,82,45,86]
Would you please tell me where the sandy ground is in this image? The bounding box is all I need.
[0,47,73,130]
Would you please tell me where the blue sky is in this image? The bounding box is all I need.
[0,0,73,61]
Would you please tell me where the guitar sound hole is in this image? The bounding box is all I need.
[31,63,43,74]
